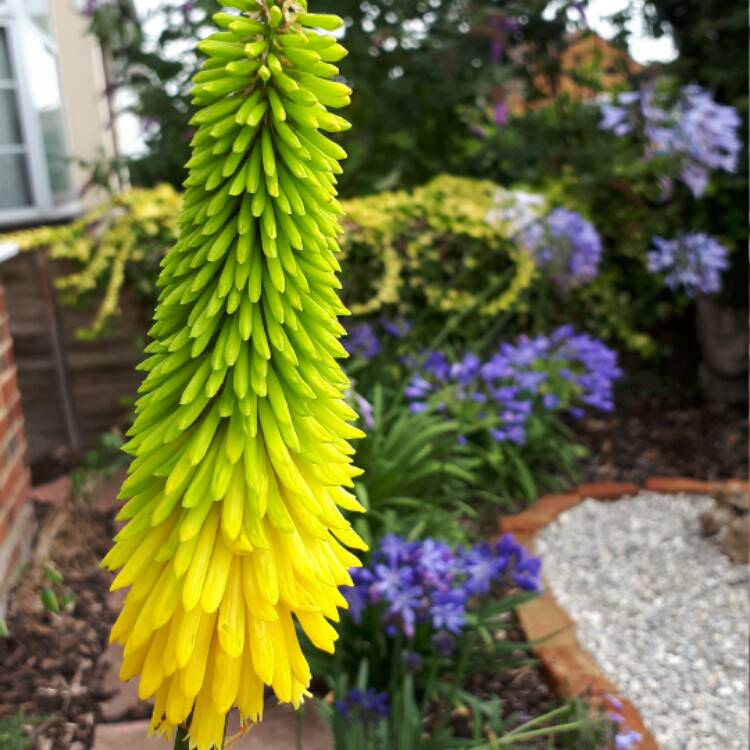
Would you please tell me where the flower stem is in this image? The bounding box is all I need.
[173,726,190,750]
[500,703,571,736]
[470,717,594,748]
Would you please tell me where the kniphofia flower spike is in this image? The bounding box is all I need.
[102,2,366,747]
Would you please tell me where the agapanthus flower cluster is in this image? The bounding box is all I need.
[344,316,413,360]
[334,688,389,724]
[600,83,742,197]
[521,208,603,289]
[647,233,729,297]
[486,187,547,238]
[405,327,621,446]
[604,694,643,750]
[343,533,542,650]
[343,322,380,359]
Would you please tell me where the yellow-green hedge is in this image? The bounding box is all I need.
[3,176,535,336]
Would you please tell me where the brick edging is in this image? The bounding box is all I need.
[499,477,748,750]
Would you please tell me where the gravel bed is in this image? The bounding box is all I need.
[536,491,748,750]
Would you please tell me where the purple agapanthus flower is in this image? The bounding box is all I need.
[344,567,375,624]
[522,208,603,289]
[335,688,389,723]
[344,322,380,359]
[405,328,620,448]
[343,534,542,647]
[600,82,742,198]
[647,233,729,297]
[381,316,412,338]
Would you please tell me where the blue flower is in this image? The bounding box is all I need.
[344,567,375,624]
[600,82,742,198]
[344,534,543,642]
[416,539,454,586]
[423,351,451,381]
[383,585,424,638]
[378,533,412,566]
[429,589,467,634]
[344,322,380,359]
[647,233,729,296]
[405,376,432,400]
[542,393,559,409]
[335,688,389,723]
[522,208,603,289]
[615,729,643,750]
[462,543,508,596]
[381,316,412,338]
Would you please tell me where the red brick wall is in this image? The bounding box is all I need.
[0,278,33,602]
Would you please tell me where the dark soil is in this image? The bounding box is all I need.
[0,499,118,749]
[423,618,605,748]
[575,372,747,485]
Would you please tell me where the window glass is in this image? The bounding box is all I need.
[0,89,23,146]
[19,21,73,204]
[27,0,51,34]
[0,89,22,145]
[0,27,12,79]
[0,153,32,207]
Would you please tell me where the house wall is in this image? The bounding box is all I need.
[51,0,121,208]
[0,274,33,604]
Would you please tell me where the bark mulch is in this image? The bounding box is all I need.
[575,376,747,485]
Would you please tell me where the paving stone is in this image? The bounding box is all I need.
[92,720,165,749]
[98,643,146,722]
[516,591,574,644]
[499,493,580,534]
[93,705,332,750]
[228,704,332,749]
[31,475,72,505]
[89,469,128,514]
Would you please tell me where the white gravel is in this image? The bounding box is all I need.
[535,491,748,750]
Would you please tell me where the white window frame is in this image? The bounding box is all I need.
[0,0,80,226]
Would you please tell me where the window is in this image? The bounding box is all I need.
[0,26,32,209]
[0,0,77,225]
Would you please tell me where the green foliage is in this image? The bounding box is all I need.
[83,0,586,193]
[351,385,479,544]
[71,429,129,492]
[0,176,535,343]
[0,186,180,337]
[0,714,34,750]
[470,416,585,508]
[39,565,75,616]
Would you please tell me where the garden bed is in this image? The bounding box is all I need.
[574,378,747,485]
[0,480,599,750]
[0,495,118,749]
